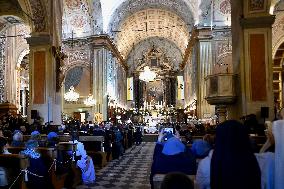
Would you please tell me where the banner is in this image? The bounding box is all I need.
[127,77,134,101]
[177,76,184,100]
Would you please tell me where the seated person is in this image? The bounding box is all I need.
[0,137,11,154]
[31,131,46,147]
[11,130,24,147]
[76,142,95,184]
[47,131,59,147]
[150,130,196,189]
[93,125,105,136]
[259,121,274,153]
[191,138,212,159]
[20,140,54,189]
[161,172,194,189]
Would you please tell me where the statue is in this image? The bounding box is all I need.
[52,46,68,92]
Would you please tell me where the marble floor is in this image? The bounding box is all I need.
[76,142,155,189]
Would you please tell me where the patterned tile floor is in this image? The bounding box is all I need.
[76,142,155,189]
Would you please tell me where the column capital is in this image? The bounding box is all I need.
[26,34,52,47]
[240,15,276,29]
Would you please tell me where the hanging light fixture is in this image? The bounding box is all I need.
[84,94,96,106]
[139,66,156,82]
[64,86,80,102]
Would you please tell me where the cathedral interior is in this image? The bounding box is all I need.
[0,0,284,189]
[0,0,283,124]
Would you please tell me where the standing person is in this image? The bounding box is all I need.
[210,120,261,189]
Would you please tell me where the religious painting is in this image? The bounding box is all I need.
[248,0,266,13]
[146,80,164,103]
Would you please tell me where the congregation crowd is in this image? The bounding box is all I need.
[0,110,282,189]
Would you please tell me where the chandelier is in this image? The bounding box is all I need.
[139,66,156,82]
[64,86,80,102]
[84,94,96,106]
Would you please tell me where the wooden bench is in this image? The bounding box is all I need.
[56,142,81,188]
[23,134,71,142]
[153,174,196,189]
[79,136,108,168]
[0,154,29,189]
[7,146,74,189]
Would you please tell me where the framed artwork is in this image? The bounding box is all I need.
[248,0,267,13]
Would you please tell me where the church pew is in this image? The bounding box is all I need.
[79,136,108,168]
[23,135,71,142]
[6,146,72,189]
[56,142,81,188]
[153,174,196,189]
[0,154,29,189]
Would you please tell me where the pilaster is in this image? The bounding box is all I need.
[230,0,275,121]
[26,34,61,124]
[196,28,215,118]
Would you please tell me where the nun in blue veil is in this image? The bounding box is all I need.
[150,132,196,189]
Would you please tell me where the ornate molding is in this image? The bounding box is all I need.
[180,27,198,70]
[240,15,276,28]
[29,0,47,32]
[0,36,6,102]
[88,35,127,71]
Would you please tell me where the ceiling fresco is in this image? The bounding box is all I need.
[62,0,93,38]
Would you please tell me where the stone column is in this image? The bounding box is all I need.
[230,0,275,120]
[26,34,61,124]
[197,29,215,118]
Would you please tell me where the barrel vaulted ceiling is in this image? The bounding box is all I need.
[114,9,190,59]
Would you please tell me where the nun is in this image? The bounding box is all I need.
[150,131,196,189]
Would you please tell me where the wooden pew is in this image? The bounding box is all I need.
[6,146,71,189]
[23,135,71,142]
[56,142,81,188]
[79,136,107,168]
[153,174,196,189]
[0,154,29,189]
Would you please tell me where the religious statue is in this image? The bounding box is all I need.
[52,46,68,92]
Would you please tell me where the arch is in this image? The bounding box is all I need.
[126,37,183,73]
[63,64,91,97]
[17,48,30,68]
[17,0,48,32]
[63,60,90,76]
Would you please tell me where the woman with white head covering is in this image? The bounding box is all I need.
[272,120,284,189]
[76,143,96,184]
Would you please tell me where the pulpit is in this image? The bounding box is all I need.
[205,74,237,123]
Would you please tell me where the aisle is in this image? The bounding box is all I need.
[77,142,155,189]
